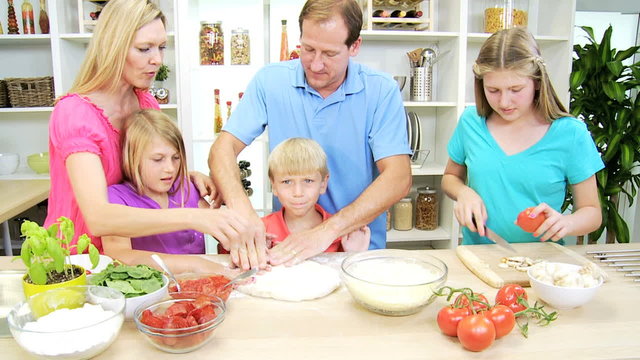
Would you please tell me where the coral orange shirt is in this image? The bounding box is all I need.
[263,204,343,252]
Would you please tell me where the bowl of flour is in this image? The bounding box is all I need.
[7,285,125,360]
[341,249,447,316]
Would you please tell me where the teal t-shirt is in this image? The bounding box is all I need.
[448,106,604,245]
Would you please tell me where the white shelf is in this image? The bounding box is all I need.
[0,167,49,180]
[404,101,456,108]
[360,30,458,41]
[0,107,53,113]
[159,104,178,110]
[466,33,570,44]
[60,31,176,43]
[387,227,450,242]
[411,161,445,176]
[0,34,51,45]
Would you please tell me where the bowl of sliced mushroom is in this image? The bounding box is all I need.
[527,262,604,309]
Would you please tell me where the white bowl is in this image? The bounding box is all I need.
[124,274,169,319]
[69,254,113,274]
[0,153,19,175]
[527,262,603,310]
[7,285,125,360]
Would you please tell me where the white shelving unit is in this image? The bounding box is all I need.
[1,0,576,249]
[0,0,181,181]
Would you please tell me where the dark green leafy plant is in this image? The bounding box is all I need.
[17,216,99,285]
[569,25,640,243]
[155,64,170,82]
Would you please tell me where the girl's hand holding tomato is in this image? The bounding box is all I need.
[516,204,573,242]
[495,283,528,313]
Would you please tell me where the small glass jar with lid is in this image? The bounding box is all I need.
[484,0,528,33]
[385,208,392,231]
[199,21,224,65]
[231,28,250,65]
[415,187,438,230]
[393,198,413,231]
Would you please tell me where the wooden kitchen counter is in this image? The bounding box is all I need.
[2,243,639,360]
[0,180,50,223]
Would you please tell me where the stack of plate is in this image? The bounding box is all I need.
[406,111,428,168]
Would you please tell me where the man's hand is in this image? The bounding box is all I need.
[223,210,269,270]
[268,227,336,266]
[189,171,217,199]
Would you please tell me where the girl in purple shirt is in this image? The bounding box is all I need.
[104,109,234,275]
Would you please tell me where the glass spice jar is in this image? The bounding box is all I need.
[484,0,528,33]
[393,198,413,231]
[199,21,224,65]
[415,187,438,230]
[385,208,392,231]
[231,28,250,65]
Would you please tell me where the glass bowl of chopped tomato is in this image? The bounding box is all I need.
[168,273,233,302]
[133,292,225,353]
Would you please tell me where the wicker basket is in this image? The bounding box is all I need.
[0,80,9,108]
[6,77,55,107]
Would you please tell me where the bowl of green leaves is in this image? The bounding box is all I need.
[88,262,168,319]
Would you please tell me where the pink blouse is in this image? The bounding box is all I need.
[45,89,160,253]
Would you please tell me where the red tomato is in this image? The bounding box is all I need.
[483,305,515,338]
[457,314,496,352]
[165,302,195,318]
[140,309,165,329]
[437,306,470,337]
[495,284,528,314]
[454,293,489,312]
[516,207,546,233]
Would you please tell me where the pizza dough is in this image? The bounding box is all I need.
[236,260,341,302]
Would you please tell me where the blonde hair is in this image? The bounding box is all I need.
[268,138,328,180]
[473,27,571,121]
[69,0,165,95]
[121,109,189,204]
[298,0,362,47]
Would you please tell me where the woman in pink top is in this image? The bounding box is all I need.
[46,0,251,263]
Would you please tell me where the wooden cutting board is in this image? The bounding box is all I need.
[456,242,598,289]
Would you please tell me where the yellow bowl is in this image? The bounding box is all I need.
[23,265,87,299]
[27,152,49,174]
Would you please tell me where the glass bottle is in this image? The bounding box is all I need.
[21,0,35,34]
[199,21,215,65]
[38,0,49,34]
[211,21,224,65]
[393,198,413,231]
[7,0,20,34]
[214,89,222,134]
[415,187,438,230]
[231,28,250,65]
[226,100,232,123]
[279,19,289,62]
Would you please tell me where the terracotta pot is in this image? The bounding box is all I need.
[22,265,87,298]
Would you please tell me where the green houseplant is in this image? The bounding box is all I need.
[569,25,640,244]
[153,64,170,104]
[18,216,99,296]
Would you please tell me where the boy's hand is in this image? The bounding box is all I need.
[341,225,370,252]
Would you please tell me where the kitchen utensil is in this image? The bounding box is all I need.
[456,241,598,288]
[151,254,181,292]
[471,216,516,253]
[408,111,419,157]
[221,268,258,289]
[405,110,413,149]
[393,76,407,91]
[420,48,436,67]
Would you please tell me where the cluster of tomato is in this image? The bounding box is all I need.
[436,284,528,352]
[168,275,233,301]
[140,295,220,349]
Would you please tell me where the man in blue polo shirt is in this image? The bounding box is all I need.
[209,0,411,269]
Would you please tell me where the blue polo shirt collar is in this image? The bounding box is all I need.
[292,59,364,98]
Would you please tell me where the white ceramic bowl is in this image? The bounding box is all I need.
[7,285,125,360]
[0,153,19,175]
[69,254,113,274]
[341,249,447,316]
[527,262,603,310]
[124,274,169,319]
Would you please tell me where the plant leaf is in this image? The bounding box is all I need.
[76,234,90,255]
[602,82,625,102]
[58,216,74,245]
[47,237,65,273]
[20,240,32,268]
[47,223,59,238]
[614,46,640,62]
[88,244,100,269]
[29,262,47,285]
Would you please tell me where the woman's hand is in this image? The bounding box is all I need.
[453,186,487,237]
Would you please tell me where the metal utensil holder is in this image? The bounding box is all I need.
[410,66,432,101]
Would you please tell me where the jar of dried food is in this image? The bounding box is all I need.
[484,0,528,33]
[393,198,413,231]
[231,28,250,65]
[199,21,224,65]
[415,187,438,230]
[385,208,392,231]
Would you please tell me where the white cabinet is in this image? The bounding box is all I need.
[176,0,576,248]
[0,0,181,180]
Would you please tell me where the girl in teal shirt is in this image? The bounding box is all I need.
[442,28,604,245]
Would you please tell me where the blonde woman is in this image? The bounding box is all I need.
[102,109,237,275]
[442,27,603,245]
[46,0,250,258]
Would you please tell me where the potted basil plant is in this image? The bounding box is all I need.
[17,216,100,297]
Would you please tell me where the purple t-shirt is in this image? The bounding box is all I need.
[107,179,205,254]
